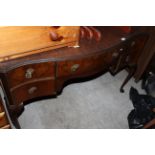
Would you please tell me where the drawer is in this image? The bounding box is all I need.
[57,49,121,78]
[0,111,8,128]
[109,42,132,74]
[0,97,10,128]
[0,124,11,129]
[11,79,55,104]
[109,34,148,74]
[126,34,148,64]
[7,62,55,88]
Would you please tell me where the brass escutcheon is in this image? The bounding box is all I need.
[25,68,34,79]
[28,87,37,94]
[71,64,80,72]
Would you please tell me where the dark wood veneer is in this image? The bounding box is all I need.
[11,79,55,105]
[7,62,55,88]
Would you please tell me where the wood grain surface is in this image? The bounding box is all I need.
[0,26,80,62]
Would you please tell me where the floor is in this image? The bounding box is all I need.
[18,71,145,129]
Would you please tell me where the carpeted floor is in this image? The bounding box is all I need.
[18,70,145,129]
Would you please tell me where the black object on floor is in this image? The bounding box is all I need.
[128,87,155,129]
[142,72,155,98]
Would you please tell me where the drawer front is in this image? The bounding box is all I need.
[126,34,148,64]
[109,34,148,74]
[0,111,9,128]
[11,79,55,104]
[57,50,120,77]
[0,97,10,129]
[7,62,55,88]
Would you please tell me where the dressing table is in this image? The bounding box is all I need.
[0,26,155,129]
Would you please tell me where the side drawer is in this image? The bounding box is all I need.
[109,34,149,74]
[7,62,55,88]
[11,79,55,104]
[57,49,121,78]
[0,96,11,129]
[126,34,149,64]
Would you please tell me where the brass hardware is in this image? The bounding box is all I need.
[71,64,80,72]
[131,41,136,47]
[126,56,130,62]
[25,68,34,79]
[120,48,124,52]
[0,112,5,119]
[28,87,37,94]
[112,52,119,57]
[121,37,126,41]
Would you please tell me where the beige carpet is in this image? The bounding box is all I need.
[18,71,144,129]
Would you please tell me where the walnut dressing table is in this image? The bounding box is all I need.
[0,26,154,129]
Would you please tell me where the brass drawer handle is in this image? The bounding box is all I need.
[112,52,119,58]
[119,48,124,52]
[28,87,37,94]
[25,68,34,79]
[131,41,136,47]
[71,64,80,72]
[0,112,5,120]
[121,37,126,41]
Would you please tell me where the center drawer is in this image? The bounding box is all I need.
[7,62,55,88]
[56,49,121,78]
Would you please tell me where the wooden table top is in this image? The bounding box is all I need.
[0,26,80,62]
[0,27,129,71]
